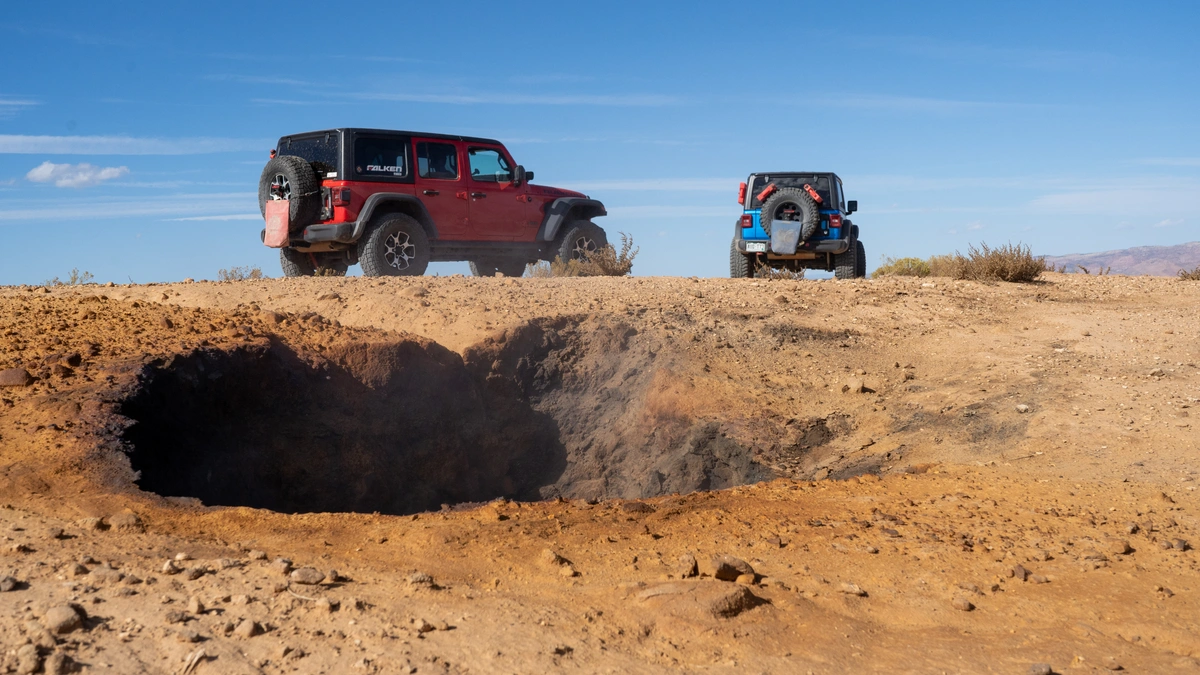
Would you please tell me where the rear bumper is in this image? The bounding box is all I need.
[302,221,357,245]
[736,236,850,255]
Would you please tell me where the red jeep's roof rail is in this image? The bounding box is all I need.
[279,128,503,146]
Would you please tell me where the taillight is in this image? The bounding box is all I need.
[332,188,351,206]
[829,214,842,230]
[739,214,754,229]
[737,182,747,205]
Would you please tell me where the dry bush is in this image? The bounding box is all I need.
[218,266,265,282]
[526,233,639,277]
[872,257,930,278]
[927,254,957,277]
[753,262,805,280]
[948,243,1046,283]
[1179,265,1200,281]
[45,268,94,286]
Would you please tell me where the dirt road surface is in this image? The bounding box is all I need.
[0,273,1197,673]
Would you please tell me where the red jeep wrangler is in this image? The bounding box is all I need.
[257,128,608,277]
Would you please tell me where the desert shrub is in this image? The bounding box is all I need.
[526,233,638,277]
[949,243,1046,283]
[753,263,805,280]
[872,257,930,278]
[1179,265,1200,281]
[218,266,265,282]
[927,254,957,277]
[45,268,94,286]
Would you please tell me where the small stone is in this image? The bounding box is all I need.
[107,512,142,531]
[248,549,268,561]
[1125,522,1139,535]
[231,594,251,605]
[1108,539,1132,555]
[773,294,789,304]
[43,653,69,675]
[1149,368,1165,377]
[272,581,290,594]
[540,549,568,566]
[677,553,698,578]
[78,517,105,531]
[43,605,83,633]
[839,582,867,596]
[165,609,189,624]
[183,567,204,581]
[1171,538,1189,551]
[233,619,260,638]
[1012,565,1030,581]
[175,552,192,561]
[187,596,205,614]
[15,644,40,675]
[162,560,181,575]
[326,569,341,582]
[0,575,17,591]
[865,546,879,554]
[175,629,201,643]
[314,598,334,613]
[1016,404,1030,413]
[408,572,435,587]
[1030,574,1049,584]
[0,368,33,387]
[268,558,293,575]
[1103,656,1123,671]
[951,597,974,611]
[559,565,579,578]
[1027,664,1052,675]
[290,567,326,585]
[708,555,755,582]
[735,574,756,586]
[842,378,865,394]
[47,527,65,539]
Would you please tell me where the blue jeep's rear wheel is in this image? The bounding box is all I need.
[730,239,753,278]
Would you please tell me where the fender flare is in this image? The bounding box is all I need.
[536,198,607,242]
[354,193,439,240]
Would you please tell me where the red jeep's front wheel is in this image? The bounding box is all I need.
[557,221,607,262]
[358,214,430,277]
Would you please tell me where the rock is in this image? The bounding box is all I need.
[175,629,201,643]
[1171,538,1190,551]
[559,565,579,578]
[0,575,17,591]
[165,609,189,624]
[708,555,755,582]
[540,549,568,567]
[677,553,698,578]
[842,378,865,394]
[408,572,436,588]
[159,317,174,329]
[231,594,251,605]
[1125,522,1139,535]
[0,368,33,387]
[735,574,756,586]
[1027,664,1053,675]
[268,558,293,575]
[314,598,334,613]
[175,552,192,561]
[248,549,268,561]
[1108,539,1132,555]
[43,605,83,633]
[1149,368,1165,377]
[182,567,205,581]
[1030,574,1050,584]
[839,582,867,596]
[234,619,260,638]
[78,517,105,531]
[15,644,39,675]
[1103,656,1123,671]
[107,511,142,531]
[43,653,69,675]
[621,501,656,514]
[187,596,205,614]
[1016,404,1031,413]
[162,560,182,575]
[290,567,326,585]
[414,619,436,633]
[272,581,290,594]
[951,597,974,611]
[1012,564,1030,581]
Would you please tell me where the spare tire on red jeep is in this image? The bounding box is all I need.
[760,187,821,242]
[258,155,321,230]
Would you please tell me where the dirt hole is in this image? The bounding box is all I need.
[120,340,564,515]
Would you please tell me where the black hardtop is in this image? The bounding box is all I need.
[749,171,841,182]
[278,128,503,146]
[746,172,844,210]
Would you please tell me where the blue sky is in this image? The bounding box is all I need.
[1,1,1197,283]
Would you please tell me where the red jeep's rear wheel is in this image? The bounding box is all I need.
[358,214,430,277]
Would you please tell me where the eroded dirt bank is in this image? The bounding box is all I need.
[0,274,1197,673]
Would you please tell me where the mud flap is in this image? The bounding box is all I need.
[769,220,802,255]
[263,200,289,248]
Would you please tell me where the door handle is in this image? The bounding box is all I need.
[470,192,486,199]
[516,194,531,202]
[422,189,439,196]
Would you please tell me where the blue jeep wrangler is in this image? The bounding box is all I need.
[730,172,865,279]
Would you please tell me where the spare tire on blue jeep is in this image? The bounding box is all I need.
[759,187,821,242]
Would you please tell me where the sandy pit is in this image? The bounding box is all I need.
[0,273,1197,673]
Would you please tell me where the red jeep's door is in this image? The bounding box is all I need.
[412,138,468,239]
[465,145,531,241]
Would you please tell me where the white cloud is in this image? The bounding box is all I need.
[0,96,38,119]
[0,192,255,222]
[1154,218,1183,228]
[810,94,1052,114]
[355,91,680,107]
[26,162,129,188]
[1137,157,1200,167]
[0,134,265,155]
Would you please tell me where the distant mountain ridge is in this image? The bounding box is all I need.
[1042,241,1200,276]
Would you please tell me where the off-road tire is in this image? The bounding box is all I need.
[834,234,857,280]
[280,247,316,277]
[855,240,866,279]
[730,239,753,278]
[760,187,821,241]
[258,155,321,229]
[358,214,430,277]
[557,221,607,262]
[469,258,528,278]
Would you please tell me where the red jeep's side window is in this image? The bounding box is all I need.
[467,147,513,183]
[353,136,410,179]
[417,142,459,180]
